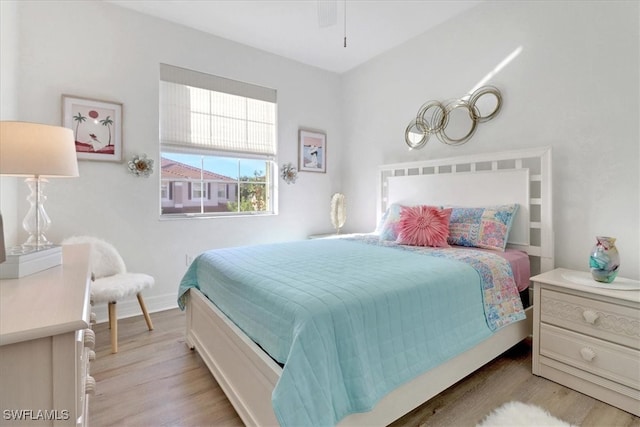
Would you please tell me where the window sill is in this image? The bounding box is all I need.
[159,211,277,221]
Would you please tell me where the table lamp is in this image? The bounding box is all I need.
[0,121,79,252]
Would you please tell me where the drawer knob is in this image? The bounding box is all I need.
[85,375,96,395]
[84,329,96,349]
[582,310,599,325]
[580,347,597,362]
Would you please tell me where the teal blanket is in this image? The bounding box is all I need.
[178,237,524,426]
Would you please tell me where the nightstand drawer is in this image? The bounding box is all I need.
[540,288,640,349]
[540,323,640,390]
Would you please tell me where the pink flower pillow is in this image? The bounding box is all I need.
[396,205,452,247]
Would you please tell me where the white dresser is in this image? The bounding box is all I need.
[531,268,640,416]
[0,244,95,426]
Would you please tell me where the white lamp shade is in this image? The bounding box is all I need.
[0,121,79,177]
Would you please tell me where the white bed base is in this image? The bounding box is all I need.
[186,288,533,426]
[184,147,554,426]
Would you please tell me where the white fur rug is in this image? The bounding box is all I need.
[477,401,576,427]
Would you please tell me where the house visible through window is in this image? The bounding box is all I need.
[159,64,277,217]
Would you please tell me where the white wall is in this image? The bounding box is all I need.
[14,1,343,318]
[0,0,19,247]
[341,1,639,280]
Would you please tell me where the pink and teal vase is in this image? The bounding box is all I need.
[589,236,620,283]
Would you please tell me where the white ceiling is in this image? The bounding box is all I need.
[106,0,482,73]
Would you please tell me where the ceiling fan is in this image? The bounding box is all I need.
[317,0,347,47]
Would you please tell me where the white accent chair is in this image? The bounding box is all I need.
[62,236,154,353]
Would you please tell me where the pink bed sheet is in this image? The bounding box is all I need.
[455,246,531,292]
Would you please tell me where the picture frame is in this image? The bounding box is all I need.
[62,95,123,162]
[298,129,326,173]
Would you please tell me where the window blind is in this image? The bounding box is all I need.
[160,63,277,158]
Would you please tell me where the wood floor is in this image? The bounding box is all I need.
[90,309,640,427]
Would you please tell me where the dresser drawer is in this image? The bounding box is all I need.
[540,288,640,349]
[540,323,640,390]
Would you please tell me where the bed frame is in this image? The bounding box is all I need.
[185,146,554,426]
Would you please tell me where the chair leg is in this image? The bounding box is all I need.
[137,293,154,331]
[108,301,118,353]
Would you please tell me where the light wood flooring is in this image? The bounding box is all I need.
[90,309,640,427]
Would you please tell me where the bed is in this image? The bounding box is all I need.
[179,147,554,426]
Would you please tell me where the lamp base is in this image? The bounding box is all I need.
[0,245,62,279]
[21,177,52,249]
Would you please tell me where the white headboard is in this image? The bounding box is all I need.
[378,147,553,274]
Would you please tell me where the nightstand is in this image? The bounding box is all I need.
[0,244,96,426]
[308,233,339,239]
[531,268,640,416]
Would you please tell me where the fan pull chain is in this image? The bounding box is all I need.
[343,0,347,47]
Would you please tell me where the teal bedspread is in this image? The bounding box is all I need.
[178,236,524,426]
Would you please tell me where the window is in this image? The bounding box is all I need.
[191,181,207,200]
[217,185,226,199]
[160,182,171,200]
[160,64,277,217]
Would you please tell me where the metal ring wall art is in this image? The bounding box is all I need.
[405,86,502,150]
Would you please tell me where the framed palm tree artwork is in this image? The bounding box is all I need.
[62,95,123,162]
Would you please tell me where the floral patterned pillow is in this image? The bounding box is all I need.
[447,204,519,251]
[396,205,452,247]
[377,203,404,241]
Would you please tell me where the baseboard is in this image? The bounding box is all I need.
[92,292,179,324]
